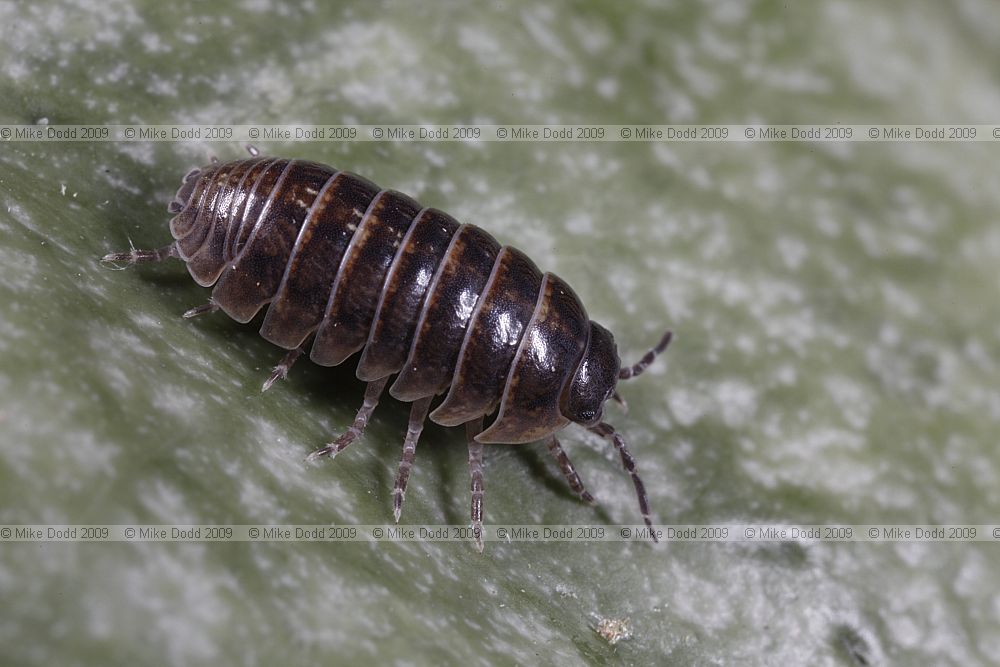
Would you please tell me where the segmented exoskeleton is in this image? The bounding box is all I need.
[103,148,672,550]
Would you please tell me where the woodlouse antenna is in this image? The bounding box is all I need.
[588,421,657,542]
[618,329,673,380]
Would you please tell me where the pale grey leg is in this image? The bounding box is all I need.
[307,377,389,460]
[546,435,596,505]
[466,417,485,553]
[261,344,307,392]
[392,396,433,522]
[182,299,220,319]
[101,242,179,268]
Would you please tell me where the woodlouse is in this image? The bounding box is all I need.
[103,148,672,550]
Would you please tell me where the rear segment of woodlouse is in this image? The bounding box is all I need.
[102,151,673,551]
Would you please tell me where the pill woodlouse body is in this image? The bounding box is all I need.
[103,150,672,550]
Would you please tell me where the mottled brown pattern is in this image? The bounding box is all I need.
[262,171,381,350]
[309,189,421,364]
[212,160,334,323]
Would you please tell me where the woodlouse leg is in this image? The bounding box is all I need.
[545,435,596,506]
[588,422,658,543]
[466,417,485,552]
[182,300,220,319]
[100,242,178,269]
[261,343,307,393]
[392,396,433,522]
[306,377,389,461]
[618,329,673,380]
[611,390,628,413]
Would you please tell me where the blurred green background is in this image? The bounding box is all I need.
[2,1,999,665]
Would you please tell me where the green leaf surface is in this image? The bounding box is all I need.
[2,1,999,665]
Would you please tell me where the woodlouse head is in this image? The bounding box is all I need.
[561,321,620,427]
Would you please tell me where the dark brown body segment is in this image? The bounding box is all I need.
[308,190,422,364]
[187,158,272,286]
[175,162,230,261]
[476,273,589,443]
[354,208,461,380]
[168,167,212,234]
[261,172,381,349]
[213,160,334,323]
[390,224,501,401]
[430,247,543,426]
[229,159,289,259]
